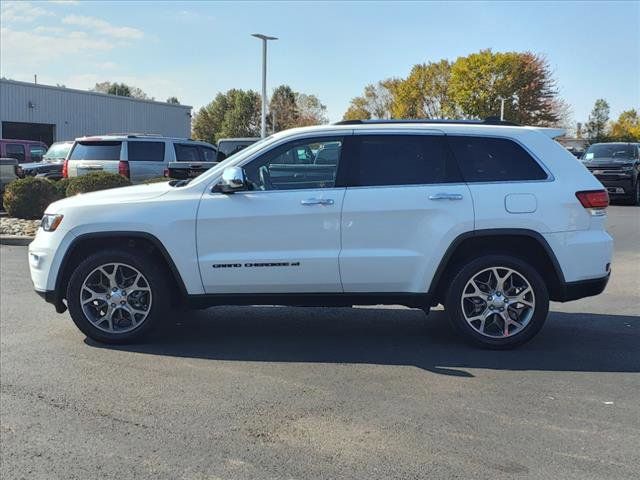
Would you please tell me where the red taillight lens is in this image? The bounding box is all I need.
[62,159,69,178]
[118,160,130,178]
[163,168,169,178]
[576,190,609,209]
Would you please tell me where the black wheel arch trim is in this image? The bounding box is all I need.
[427,228,567,300]
[53,231,189,306]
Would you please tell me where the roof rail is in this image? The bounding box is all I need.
[104,132,164,138]
[333,117,520,127]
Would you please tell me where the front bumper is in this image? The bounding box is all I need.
[35,289,67,313]
[592,175,634,196]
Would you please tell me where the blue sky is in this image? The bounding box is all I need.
[1,0,638,125]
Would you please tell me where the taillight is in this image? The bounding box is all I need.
[576,190,609,209]
[118,160,130,179]
[14,165,24,178]
[163,168,169,178]
[62,159,69,178]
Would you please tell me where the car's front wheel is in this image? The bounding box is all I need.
[444,255,549,349]
[67,249,169,344]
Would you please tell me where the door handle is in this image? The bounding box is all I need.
[301,198,334,206]
[428,193,463,200]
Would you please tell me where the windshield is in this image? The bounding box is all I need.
[184,135,277,187]
[583,144,636,161]
[43,142,72,162]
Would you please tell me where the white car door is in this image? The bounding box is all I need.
[196,136,347,294]
[339,131,474,293]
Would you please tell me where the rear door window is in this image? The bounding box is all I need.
[128,141,165,162]
[346,134,461,187]
[448,136,547,182]
[69,141,122,161]
[174,144,201,162]
[5,144,26,162]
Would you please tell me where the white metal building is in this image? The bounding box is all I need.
[0,79,192,145]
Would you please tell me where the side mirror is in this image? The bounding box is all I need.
[214,166,247,193]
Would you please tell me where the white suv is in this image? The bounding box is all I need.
[29,120,613,348]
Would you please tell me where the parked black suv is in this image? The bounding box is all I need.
[582,142,640,205]
[19,141,73,180]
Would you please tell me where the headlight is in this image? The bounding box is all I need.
[620,165,634,171]
[40,214,63,232]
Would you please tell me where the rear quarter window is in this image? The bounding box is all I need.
[174,144,200,162]
[200,146,217,162]
[448,136,547,182]
[128,141,165,162]
[69,141,122,161]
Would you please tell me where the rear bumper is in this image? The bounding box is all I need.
[556,273,610,302]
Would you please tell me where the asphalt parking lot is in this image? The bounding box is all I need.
[1,206,638,480]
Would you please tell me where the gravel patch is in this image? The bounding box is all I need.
[0,217,40,237]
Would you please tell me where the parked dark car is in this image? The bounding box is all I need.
[582,142,640,205]
[0,139,48,164]
[165,142,219,180]
[216,137,259,161]
[19,141,73,180]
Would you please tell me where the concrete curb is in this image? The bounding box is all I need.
[0,235,33,246]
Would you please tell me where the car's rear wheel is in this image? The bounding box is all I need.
[67,249,169,344]
[444,255,549,349]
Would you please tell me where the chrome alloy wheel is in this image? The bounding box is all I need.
[80,263,152,334]
[460,266,535,338]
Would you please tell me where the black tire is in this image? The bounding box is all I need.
[67,249,170,344]
[444,254,549,349]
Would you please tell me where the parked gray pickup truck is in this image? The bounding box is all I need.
[165,137,259,180]
[1,157,22,198]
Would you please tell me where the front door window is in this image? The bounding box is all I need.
[243,138,343,191]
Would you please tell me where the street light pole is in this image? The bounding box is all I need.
[499,97,505,121]
[251,33,278,138]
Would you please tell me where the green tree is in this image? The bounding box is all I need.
[343,79,397,120]
[391,60,455,118]
[269,85,299,131]
[92,81,149,99]
[448,49,559,125]
[343,96,372,121]
[166,96,180,104]
[586,99,610,142]
[107,82,132,97]
[192,89,261,143]
[610,109,640,141]
[295,93,328,126]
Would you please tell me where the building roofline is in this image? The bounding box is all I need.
[0,79,192,110]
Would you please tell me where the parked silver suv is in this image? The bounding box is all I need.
[63,134,217,183]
